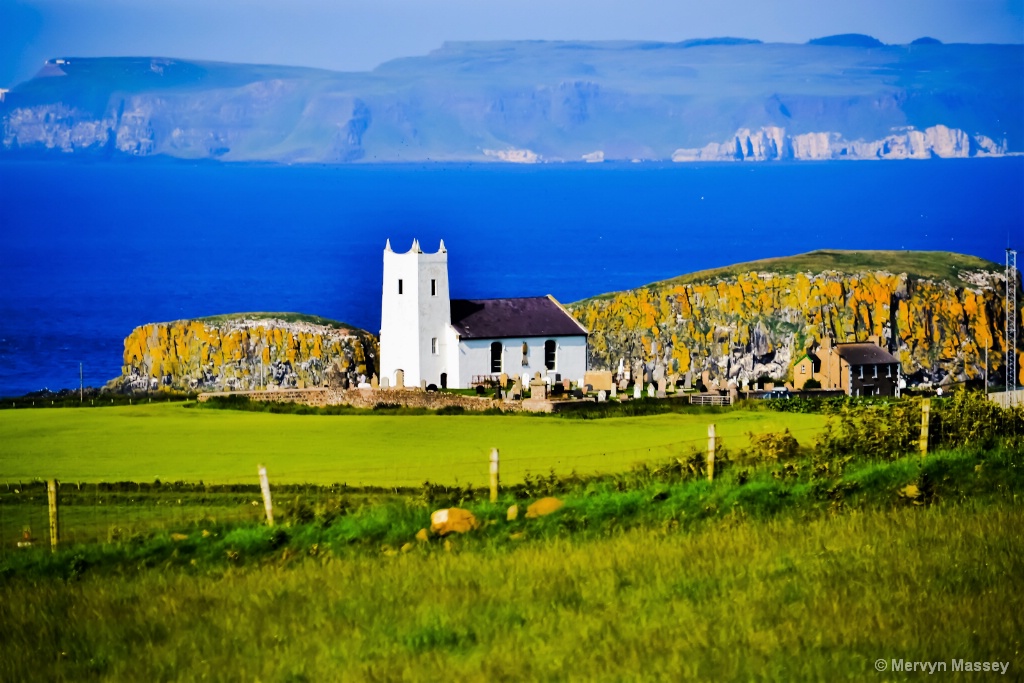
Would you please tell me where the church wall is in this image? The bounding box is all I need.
[455,335,587,388]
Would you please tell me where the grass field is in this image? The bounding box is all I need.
[1,500,1019,681]
[0,403,826,486]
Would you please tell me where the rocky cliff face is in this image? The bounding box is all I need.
[670,125,1005,162]
[569,254,1023,388]
[113,315,378,392]
[3,39,1020,163]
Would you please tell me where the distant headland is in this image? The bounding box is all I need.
[1,37,1020,163]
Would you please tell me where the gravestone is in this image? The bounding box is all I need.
[530,376,547,399]
[511,377,522,400]
[610,384,617,398]
[499,373,508,389]
[656,379,667,399]
[618,378,628,392]
[633,384,641,399]
[370,374,379,389]
[647,382,656,397]
[597,390,607,402]
[684,372,693,390]
[380,376,390,389]
[563,379,571,392]
[395,369,405,389]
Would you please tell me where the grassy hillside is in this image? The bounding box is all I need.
[194,311,362,331]
[581,249,1002,302]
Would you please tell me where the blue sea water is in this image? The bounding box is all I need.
[0,158,1021,397]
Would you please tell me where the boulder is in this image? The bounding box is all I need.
[525,497,564,518]
[430,507,479,535]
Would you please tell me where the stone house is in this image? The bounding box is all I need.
[794,336,902,396]
[379,239,588,389]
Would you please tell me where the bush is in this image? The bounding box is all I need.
[802,378,822,390]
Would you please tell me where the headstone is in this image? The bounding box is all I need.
[511,377,522,399]
[618,378,628,392]
[656,378,667,399]
[647,382,656,397]
[534,371,543,381]
[597,390,607,402]
[395,369,405,389]
[530,377,547,399]
[563,379,571,392]
[610,384,617,398]
[653,364,665,383]
[684,371,693,390]
[380,376,390,389]
[633,384,641,399]
[370,374,379,389]
[499,372,508,388]
[421,379,427,390]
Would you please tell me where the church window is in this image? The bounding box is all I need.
[431,279,437,296]
[431,338,438,355]
[490,342,503,373]
[544,340,557,370]
[398,279,403,295]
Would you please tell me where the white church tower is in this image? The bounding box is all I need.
[379,239,452,389]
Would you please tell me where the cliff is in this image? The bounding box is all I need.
[568,251,1023,387]
[3,38,1020,163]
[113,314,378,392]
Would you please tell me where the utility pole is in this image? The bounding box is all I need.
[1007,249,1018,403]
[79,362,83,403]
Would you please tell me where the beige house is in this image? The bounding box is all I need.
[794,336,902,397]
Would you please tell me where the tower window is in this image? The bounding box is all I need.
[490,342,503,373]
[431,338,438,355]
[544,340,557,370]
[398,279,403,295]
[431,279,437,296]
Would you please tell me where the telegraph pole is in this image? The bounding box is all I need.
[79,362,83,403]
[1007,249,1018,403]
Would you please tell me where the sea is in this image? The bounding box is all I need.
[0,158,1021,398]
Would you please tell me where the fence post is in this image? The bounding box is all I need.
[919,399,930,457]
[707,424,716,482]
[489,448,500,503]
[47,479,59,551]
[257,465,274,526]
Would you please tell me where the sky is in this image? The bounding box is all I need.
[2,0,1023,88]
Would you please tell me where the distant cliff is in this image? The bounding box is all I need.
[569,251,1023,387]
[2,38,1020,163]
[113,314,377,392]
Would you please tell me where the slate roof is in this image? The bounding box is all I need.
[834,343,899,366]
[449,296,587,339]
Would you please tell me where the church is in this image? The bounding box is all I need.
[379,239,588,389]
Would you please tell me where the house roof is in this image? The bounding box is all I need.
[450,296,587,340]
[834,342,899,365]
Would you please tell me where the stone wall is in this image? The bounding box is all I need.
[199,387,518,412]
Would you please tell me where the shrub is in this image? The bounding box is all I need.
[802,378,822,390]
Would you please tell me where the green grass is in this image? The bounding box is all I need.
[194,311,363,330]
[0,402,826,486]
[0,499,1018,681]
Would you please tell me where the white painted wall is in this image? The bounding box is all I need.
[454,335,587,388]
[379,239,451,387]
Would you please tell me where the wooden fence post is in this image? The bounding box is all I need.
[919,399,930,457]
[47,479,59,551]
[489,448,500,503]
[707,424,716,482]
[257,465,274,526]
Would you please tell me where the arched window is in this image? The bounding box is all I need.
[490,342,503,373]
[544,340,557,370]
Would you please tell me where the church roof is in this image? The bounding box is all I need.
[450,296,588,339]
